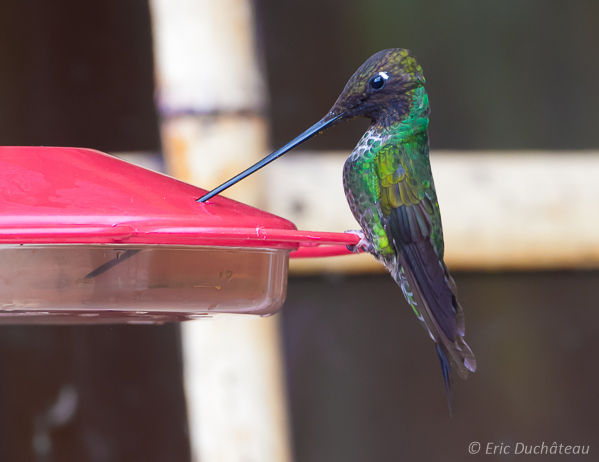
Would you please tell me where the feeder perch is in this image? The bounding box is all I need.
[0,147,358,324]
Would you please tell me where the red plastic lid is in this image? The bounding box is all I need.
[0,147,358,254]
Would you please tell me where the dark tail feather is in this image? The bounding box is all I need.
[436,344,454,417]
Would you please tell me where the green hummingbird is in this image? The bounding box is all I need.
[199,48,476,411]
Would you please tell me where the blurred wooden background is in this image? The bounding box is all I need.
[1,0,598,461]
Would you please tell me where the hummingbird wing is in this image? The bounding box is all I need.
[375,144,476,386]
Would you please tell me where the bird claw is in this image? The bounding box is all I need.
[345,230,374,254]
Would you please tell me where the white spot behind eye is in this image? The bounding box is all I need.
[379,71,389,80]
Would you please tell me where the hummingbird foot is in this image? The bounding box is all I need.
[345,229,373,253]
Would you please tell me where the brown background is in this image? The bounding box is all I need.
[0,0,598,460]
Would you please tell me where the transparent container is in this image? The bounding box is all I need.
[0,146,358,324]
[0,245,289,324]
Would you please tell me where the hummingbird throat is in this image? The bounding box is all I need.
[372,86,430,135]
[350,86,430,163]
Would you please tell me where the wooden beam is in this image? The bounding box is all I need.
[264,151,599,273]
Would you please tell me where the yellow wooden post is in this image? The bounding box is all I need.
[149,1,293,461]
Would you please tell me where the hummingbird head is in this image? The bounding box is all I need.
[197,48,426,202]
[325,48,426,124]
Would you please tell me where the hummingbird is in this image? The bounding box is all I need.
[199,48,476,411]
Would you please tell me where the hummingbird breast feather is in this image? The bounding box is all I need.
[343,137,476,381]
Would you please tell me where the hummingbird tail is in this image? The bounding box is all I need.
[436,344,454,416]
[392,246,477,378]
[451,297,477,375]
[393,252,472,414]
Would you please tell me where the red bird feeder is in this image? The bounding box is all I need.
[0,147,358,324]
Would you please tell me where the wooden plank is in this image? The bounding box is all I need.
[150,0,268,206]
[181,318,292,462]
[264,151,599,272]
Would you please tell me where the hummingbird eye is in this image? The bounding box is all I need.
[369,72,388,90]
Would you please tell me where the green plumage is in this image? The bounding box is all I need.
[331,49,476,411]
[343,85,444,259]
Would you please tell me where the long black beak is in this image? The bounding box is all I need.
[197,113,343,202]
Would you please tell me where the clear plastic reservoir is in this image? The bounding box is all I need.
[0,245,289,324]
